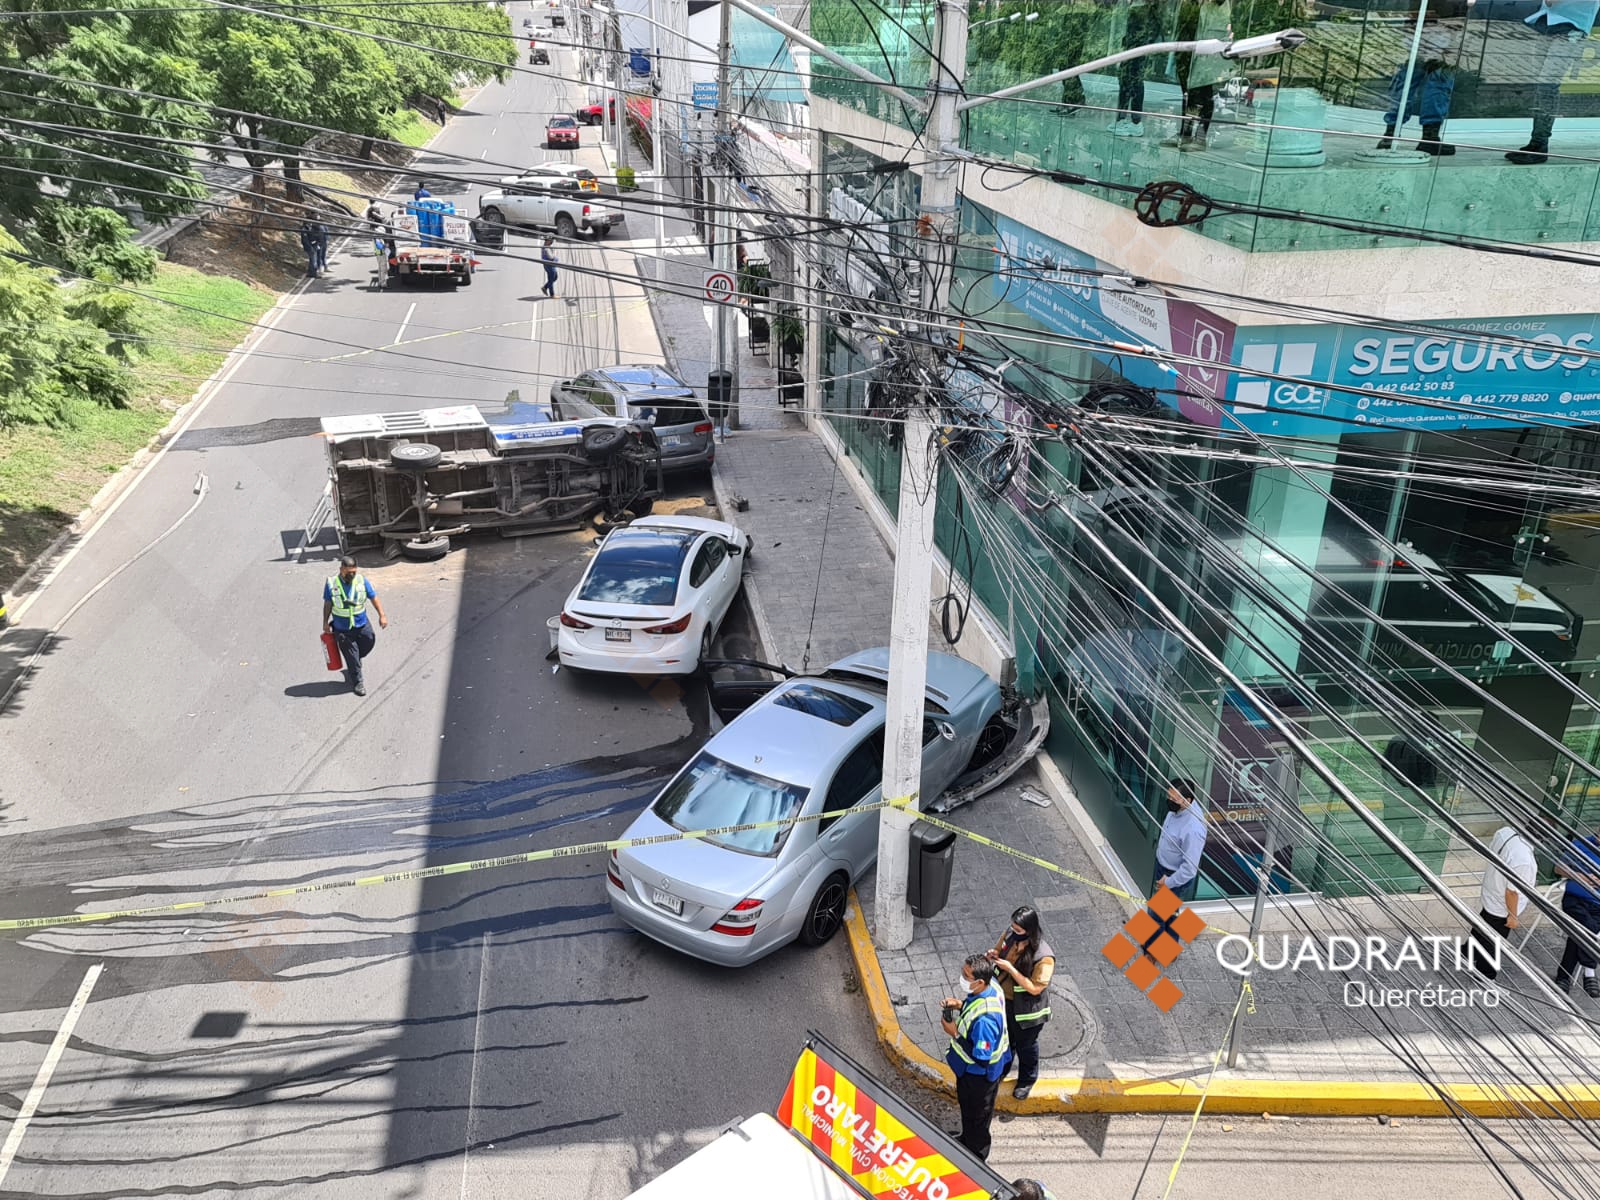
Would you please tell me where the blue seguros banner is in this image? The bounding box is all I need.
[986,212,1600,435]
[1228,316,1600,437]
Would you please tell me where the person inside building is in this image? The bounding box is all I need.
[941,952,1011,1161]
[1554,825,1600,996]
[1493,0,1600,165]
[988,905,1054,1100]
[1165,0,1233,150]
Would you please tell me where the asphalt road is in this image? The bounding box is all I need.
[0,24,879,1198]
[4,13,1598,1200]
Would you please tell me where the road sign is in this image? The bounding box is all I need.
[705,270,736,305]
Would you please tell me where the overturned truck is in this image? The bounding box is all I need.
[322,405,662,560]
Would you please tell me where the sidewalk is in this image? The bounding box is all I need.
[638,225,892,672]
[627,194,1600,1119]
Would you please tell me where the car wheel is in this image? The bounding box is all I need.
[402,534,450,562]
[625,496,654,519]
[389,442,443,471]
[555,212,577,239]
[965,713,1011,772]
[799,872,850,947]
[582,424,626,457]
[482,206,506,228]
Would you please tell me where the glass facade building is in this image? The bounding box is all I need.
[812,60,1600,900]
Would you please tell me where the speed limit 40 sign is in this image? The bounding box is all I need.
[704,270,736,304]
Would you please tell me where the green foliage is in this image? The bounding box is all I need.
[615,165,637,192]
[64,282,147,360]
[0,225,132,427]
[772,308,805,351]
[39,205,157,284]
[739,261,773,299]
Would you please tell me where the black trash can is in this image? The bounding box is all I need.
[908,819,957,919]
[707,369,733,430]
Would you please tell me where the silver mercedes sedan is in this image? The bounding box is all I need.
[605,648,1008,967]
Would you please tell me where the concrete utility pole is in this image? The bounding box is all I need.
[611,8,630,172]
[711,0,738,431]
[872,0,970,953]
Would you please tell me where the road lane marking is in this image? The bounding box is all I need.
[479,149,488,159]
[396,301,417,344]
[7,273,314,629]
[460,931,493,1196]
[311,302,651,364]
[0,963,103,1187]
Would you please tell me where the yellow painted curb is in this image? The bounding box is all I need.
[841,892,1600,1119]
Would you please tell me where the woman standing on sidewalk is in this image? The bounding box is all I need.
[988,905,1054,1099]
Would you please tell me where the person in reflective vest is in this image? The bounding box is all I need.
[941,952,1011,1161]
[989,904,1055,1100]
[322,555,388,696]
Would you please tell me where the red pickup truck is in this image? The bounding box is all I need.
[544,115,580,149]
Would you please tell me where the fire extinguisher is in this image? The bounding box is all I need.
[322,631,343,672]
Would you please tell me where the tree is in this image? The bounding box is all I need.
[0,0,214,230]
[38,204,157,284]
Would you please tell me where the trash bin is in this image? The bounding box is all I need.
[908,819,957,919]
[707,369,733,432]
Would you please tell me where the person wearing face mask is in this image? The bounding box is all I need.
[940,952,1011,1161]
[988,905,1054,1100]
[322,556,389,696]
[1154,776,1207,902]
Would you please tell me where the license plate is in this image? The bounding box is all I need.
[651,888,682,915]
[605,627,631,642]
[660,434,686,449]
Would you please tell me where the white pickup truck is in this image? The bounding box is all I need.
[477,170,619,239]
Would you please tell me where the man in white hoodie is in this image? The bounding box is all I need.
[1471,825,1538,980]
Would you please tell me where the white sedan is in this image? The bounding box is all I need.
[557,515,750,675]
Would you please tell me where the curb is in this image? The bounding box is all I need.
[842,893,1600,1119]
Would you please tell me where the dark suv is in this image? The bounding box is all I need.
[550,365,713,475]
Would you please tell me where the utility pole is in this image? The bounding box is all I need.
[611,8,629,172]
[711,0,738,432]
[872,0,970,952]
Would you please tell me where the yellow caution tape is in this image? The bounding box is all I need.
[0,798,902,932]
[906,809,1139,903]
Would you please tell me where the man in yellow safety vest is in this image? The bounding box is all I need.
[322,556,388,696]
[941,952,1011,1161]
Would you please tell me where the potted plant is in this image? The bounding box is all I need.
[738,260,772,302]
[771,308,804,362]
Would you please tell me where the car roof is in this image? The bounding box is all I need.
[598,364,693,393]
[707,679,885,788]
[533,163,595,177]
[823,647,990,709]
[631,515,737,539]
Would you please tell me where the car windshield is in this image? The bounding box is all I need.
[549,117,576,128]
[577,530,694,605]
[652,752,809,856]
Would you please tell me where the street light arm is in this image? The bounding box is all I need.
[954,30,1303,112]
[723,0,930,113]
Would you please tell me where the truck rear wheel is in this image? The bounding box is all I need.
[481,206,506,228]
[555,212,577,239]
